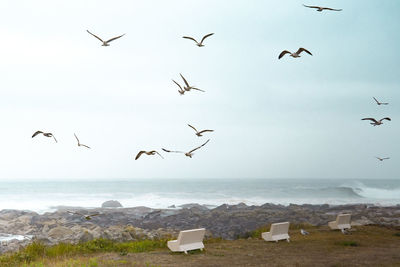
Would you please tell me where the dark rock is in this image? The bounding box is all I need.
[101,200,123,208]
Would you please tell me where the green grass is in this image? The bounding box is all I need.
[335,241,360,247]
[0,238,167,266]
[394,232,400,237]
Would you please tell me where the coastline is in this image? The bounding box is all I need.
[1,202,399,254]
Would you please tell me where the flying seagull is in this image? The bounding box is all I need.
[135,150,164,160]
[162,139,210,158]
[172,79,185,95]
[188,124,214,137]
[376,157,390,162]
[32,131,57,143]
[74,133,91,149]
[67,211,101,221]
[303,5,342,12]
[279,48,312,59]
[87,30,125,46]
[373,97,389,105]
[300,229,310,235]
[183,33,214,47]
[180,73,205,92]
[361,117,391,126]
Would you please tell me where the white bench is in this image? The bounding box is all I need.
[167,228,205,254]
[262,222,290,242]
[328,214,351,230]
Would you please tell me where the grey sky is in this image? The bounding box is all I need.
[0,0,399,180]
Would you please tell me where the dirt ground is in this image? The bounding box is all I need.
[39,226,400,267]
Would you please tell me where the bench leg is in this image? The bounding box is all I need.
[200,248,203,251]
[184,251,188,254]
[287,238,290,243]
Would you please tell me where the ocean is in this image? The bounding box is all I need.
[0,179,399,214]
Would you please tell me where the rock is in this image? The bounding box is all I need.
[179,203,209,211]
[79,231,94,242]
[101,200,123,208]
[168,205,176,208]
[47,226,74,241]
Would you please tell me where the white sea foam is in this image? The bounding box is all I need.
[0,234,32,242]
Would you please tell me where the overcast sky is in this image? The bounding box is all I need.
[0,0,399,180]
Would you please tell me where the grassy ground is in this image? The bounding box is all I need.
[1,225,400,267]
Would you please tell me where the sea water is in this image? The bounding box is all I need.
[0,179,399,214]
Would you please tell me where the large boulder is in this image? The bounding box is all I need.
[47,226,74,241]
[101,200,123,208]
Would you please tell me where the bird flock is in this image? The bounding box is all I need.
[32,27,216,160]
[31,3,392,165]
[361,96,391,162]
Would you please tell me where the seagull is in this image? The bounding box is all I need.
[87,30,125,46]
[183,33,214,47]
[32,131,57,143]
[303,5,342,12]
[135,150,164,160]
[188,124,214,137]
[300,229,310,235]
[279,48,312,59]
[376,157,390,161]
[361,117,391,126]
[373,97,389,105]
[162,139,210,158]
[341,228,350,235]
[67,211,101,221]
[74,133,91,149]
[172,80,185,95]
[180,73,205,92]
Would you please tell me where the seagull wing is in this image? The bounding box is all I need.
[303,5,320,9]
[362,118,378,123]
[105,34,125,43]
[278,50,291,59]
[87,30,104,43]
[89,213,101,217]
[32,131,43,138]
[172,79,183,90]
[198,129,214,134]
[81,144,91,149]
[188,124,198,133]
[52,135,58,143]
[162,148,184,153]
[383,157,390,160]
[154,151,164,159]
[373,97,380,104]
[191,87,205,92]
[183,36,199,45]
[188,139,210,153]
[380,117,391,122]
[68,211,83,216]
[200,33,214,45]
[297,47,312,56]
[74,133,80,144]
[323,7,342,11]
[180,73,190,87]
[135,151,146,160]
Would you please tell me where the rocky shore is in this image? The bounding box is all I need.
[1,202,399,254]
